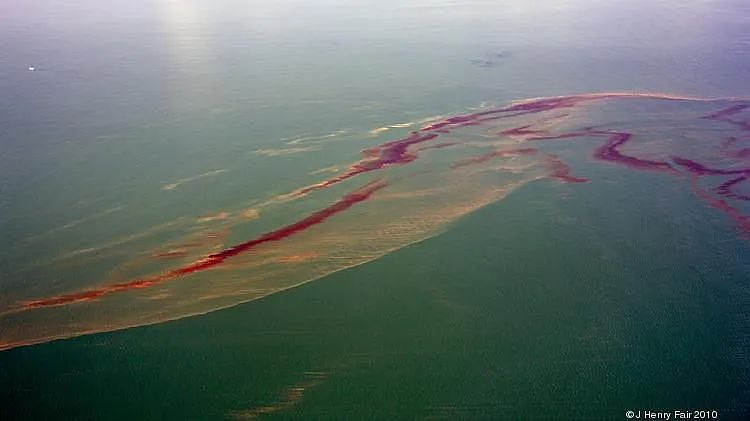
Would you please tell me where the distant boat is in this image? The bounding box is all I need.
[27,66,35,71]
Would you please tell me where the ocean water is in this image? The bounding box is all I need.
[1,0,749,419]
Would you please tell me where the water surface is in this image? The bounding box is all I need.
[1,0,749,419]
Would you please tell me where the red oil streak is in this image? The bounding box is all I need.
[690,175,750,236]
[716,176,750,201]
[295,132,437,195]
[593,131,674,171]
[671,156,749,176]
[23,180,388,309]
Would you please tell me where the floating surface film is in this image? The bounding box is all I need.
[1,92,749,350]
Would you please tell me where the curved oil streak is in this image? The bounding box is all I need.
[21,180,388,310]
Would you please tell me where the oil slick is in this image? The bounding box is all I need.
[2,92,749,351]
[22,180,388,310]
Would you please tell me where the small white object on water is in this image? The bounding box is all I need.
[27,66,35,71]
